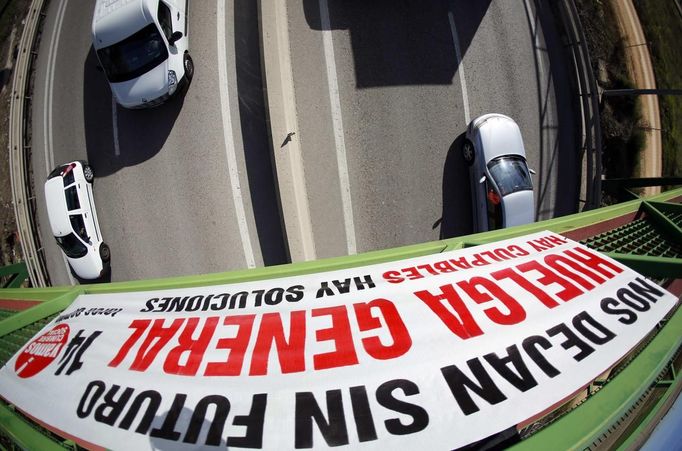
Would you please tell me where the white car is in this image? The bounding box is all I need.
[462,114,536,232]
[44,161,110,280]
[92,0,193,108]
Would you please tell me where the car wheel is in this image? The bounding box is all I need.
[462,139,475,166]
[83,165,95,183]
[99,243,111,263]
[184,53,194,83]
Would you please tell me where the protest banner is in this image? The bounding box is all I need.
[0,231,678,449]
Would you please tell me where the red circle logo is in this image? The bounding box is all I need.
[14,324,70,378]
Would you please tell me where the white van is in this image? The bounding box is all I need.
[92,0,193,108]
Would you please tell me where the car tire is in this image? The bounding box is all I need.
[462,139,475,166]
[100,243,111,263]
[184,53,194,83]
[83,165,95,183]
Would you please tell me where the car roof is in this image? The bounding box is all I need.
[92,0,157,49]
[44,177,73,237]
[477,115,526,162]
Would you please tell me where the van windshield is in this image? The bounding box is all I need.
[96,24,168,83]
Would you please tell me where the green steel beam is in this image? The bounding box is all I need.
[607,253,682,278]
[618,374,682,450]
[0,290,81,337]
[0,263,28,289]
[642,201,682,241]
[0,188,680,449]
[0,403,68,451]
[512,306,682,450]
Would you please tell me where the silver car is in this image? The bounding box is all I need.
[44,161,110,279]
[462,114,535,232]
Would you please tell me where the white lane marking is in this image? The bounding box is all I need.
[217,0,256,268]
[448,11,470,124]
[43,0,69,173]
[319,0,357,255]
[111,97,120,156]
[43,0,76,285]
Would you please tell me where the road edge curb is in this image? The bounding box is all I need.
[8,0,49,287]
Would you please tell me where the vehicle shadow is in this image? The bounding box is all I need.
[71,266,112,285]
[302,0,492,88]
[82,46,185,177]
[439,134,473,239]
[234,0,289,266]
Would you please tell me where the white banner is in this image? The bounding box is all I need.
[0,231,678,450]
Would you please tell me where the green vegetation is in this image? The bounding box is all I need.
[634,0,682,179]
[574,0,645,180]
[0,0,31,269]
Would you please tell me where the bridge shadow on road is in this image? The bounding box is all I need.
[303,0,492,89]
[82,46,184,178]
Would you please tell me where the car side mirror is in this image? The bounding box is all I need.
[479,175,486,184]
[529,168,537,175]
[169,31,183,46]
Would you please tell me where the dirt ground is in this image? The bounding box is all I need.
[610,0,662,196]
[1,0,32,269]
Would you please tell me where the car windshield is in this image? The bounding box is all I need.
[96,24,168,83]
[487,156,533,196]
[55,233,87,259]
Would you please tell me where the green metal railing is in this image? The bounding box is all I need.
[0,188,680,450]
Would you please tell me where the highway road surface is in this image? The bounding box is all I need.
[30,0,577,285]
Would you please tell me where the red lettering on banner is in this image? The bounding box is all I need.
[544,255,597,290]
[492,268,560,309]
[564,248,623,281]
[470,254,490,267]
[109,319,185,371]
[479,251,502,263]
[312,306,358,370]
[417,264,440,276]
[205,315,256,376]
[456,277,526,325]
[434,261,457,273]
[414,285,483,340]
[402,267,424,281]
[354,299,412,359]
[527,234,568,252]
[249,312,306,376]
[108,319,151,368]
[517,260,584,302]
[508,244,530,257]
[450,257,472,270]
[164,317,219,376]
[383,270,404,284]
[381,245,533,284]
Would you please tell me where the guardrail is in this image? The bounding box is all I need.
[553,0,603,211]
[8,0,49,287]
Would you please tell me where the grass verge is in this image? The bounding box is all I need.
[1,0,32,269]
